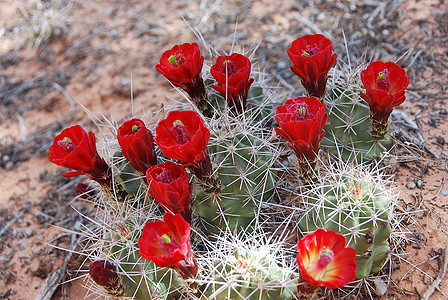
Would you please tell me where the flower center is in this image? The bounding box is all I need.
[171,120,190,144]
[222,60,237,76]
[317,248,334,268]
[302,44,319,57]
[294,103,311,120]
[168,54,186,67]
[160,233,180,253]
[57,137,77,153]
[376,69,390,91]
[304,247,335,281]
[155,167,174,183]
[132,125,139,133]
[162,234,171,243]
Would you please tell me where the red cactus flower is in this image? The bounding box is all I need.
[138,213,198,280]
[155,110,210,166]
[89,260,122,291]
[117,118,157,176]
[146,161,193,223]
[210,53,255,111]
[297,229,357,289]
[155,110,220,189]
[288,34,337,99]
[49,125,112,188]
[156,43,206,101]
[360,61,409,137]
[275,97,327,165]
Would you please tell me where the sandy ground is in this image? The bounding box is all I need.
[0,0,447,299]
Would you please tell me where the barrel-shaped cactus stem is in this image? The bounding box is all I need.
[194,229,298,299]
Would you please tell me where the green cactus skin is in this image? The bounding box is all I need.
[114,151,146,199]
[298,169,392,280]
[200,234,297,300]
[322,78,393,162]
[107,227,184,299]
[193,124,277,234]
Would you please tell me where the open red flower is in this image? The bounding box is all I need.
[288,34,337,99]
[49,125,112,188]
[360,61,409,136]
[155,110,210,165]
[210,53,255,111]
[138,213,198,279]
[297,229,357,289]
[146,161,192,223]
[89,260,121,290]
[117,118,157,176]
[156,43,206,101]
[275,97,327,164]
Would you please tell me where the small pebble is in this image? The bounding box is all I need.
[407,182,416,190]
[440,189,448,196]
[439,108,447,117]
[24,228,34,237]
[416,180,423,188]
[17,241,28,250]
[120,79,130,86]
[428,117,439,126]
[276,61,287,69]
[110,29,119,37]
[436,136,445,145]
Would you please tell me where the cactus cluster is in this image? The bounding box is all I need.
[321,65,393,161]
[47,33,414,299]
[295,160,394,280]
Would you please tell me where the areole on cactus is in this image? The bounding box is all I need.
[47,32,412,299]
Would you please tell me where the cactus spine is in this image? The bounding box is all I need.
[297,158,394,279]
[192,83,278,234]
[322,65,393,161]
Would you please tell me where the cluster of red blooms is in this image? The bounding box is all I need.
[49,34,409,291]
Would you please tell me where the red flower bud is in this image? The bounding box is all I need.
[138,213,198,280]
[117,118,158,176]
[297,229,357,289]
[146,161,192,223]
[288,34,337,99]
[156,43,206,101]
[275,97,327,164]
[89,260,121,290]
[360,61,409,136]
[155,110,210,166]
[76,182,95,199]
[49,125,112,188]
[210,53,255,111]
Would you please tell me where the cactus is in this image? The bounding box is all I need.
[296,157,394,279]
[321,64,394,161]
[198,230,297,299]
[47,34,416,299]
[192,102,278,233]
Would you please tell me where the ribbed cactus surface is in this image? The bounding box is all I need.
[322,67,393,161]
[200,232,297,299]
[297,161,392,279]
[193,88,278,234]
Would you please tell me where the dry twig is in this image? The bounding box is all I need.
[422,225,448,299]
